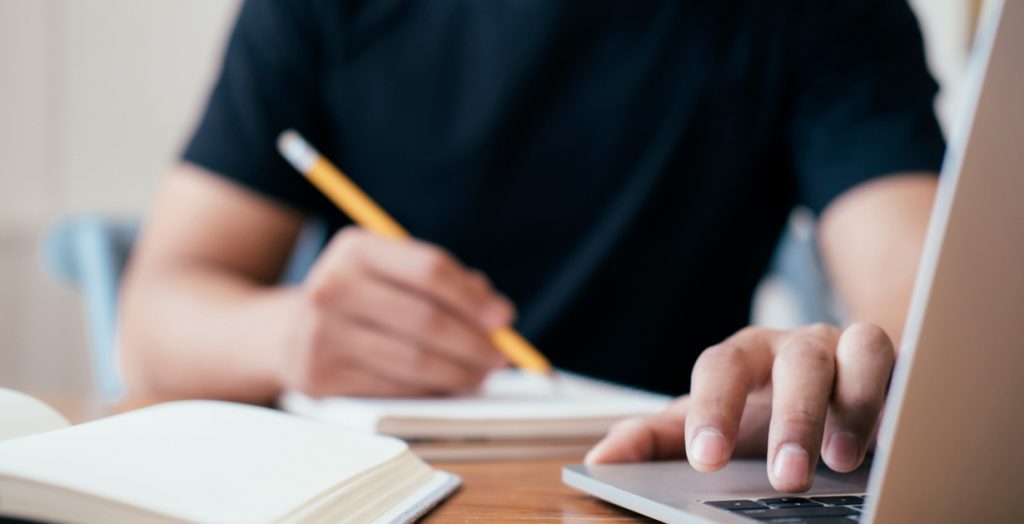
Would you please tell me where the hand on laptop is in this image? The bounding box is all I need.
[280,227,512,397]
[585,323,895,493]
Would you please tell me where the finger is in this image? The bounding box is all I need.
[768,324,840,492]
[732,390,773,457]
[335,276,504,373]
[586,399,690,464]
[822,323,895,472]
[685,337,773,471]
[332,228,515,330]
[339,319,489,394]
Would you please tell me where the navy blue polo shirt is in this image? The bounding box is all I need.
[184,0,944,395]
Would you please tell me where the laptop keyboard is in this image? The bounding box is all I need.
[704,495,865,522]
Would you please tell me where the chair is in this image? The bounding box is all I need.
[42,215,325,400]
[765,207,841,326]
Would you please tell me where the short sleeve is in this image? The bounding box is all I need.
[788,0,946,214]
[182,0,327,212]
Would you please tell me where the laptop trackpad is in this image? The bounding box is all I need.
[563,460,869,522]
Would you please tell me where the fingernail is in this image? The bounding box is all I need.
[826,431,859,470]
[691,429,727,466]
[773,444,809,487]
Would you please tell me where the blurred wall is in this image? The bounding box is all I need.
[910,0,975,132]
[0,0,976,397]
[0,0,240,395]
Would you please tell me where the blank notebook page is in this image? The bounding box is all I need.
[0,402,409,523]
[284,370,670,425]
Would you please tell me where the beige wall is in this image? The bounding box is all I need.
[910,0,974,131]
[0,0,976,396]
[0,0,240,395]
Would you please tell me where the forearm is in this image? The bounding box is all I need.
[119,265,301,403]
[818,173,938,344]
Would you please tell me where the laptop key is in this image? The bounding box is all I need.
[738,505,858,520]
[761,518,858,524]
[809,496,865,506]
[704,499,767,511]
[755,497,822,508]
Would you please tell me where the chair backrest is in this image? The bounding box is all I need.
[43,216,137,399]
[764,207,841,326]
[42,215,325,400]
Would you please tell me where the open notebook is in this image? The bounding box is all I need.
[0,388,459,524]
[280,370,671,460]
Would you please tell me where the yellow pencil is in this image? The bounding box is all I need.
[277,129,553,376]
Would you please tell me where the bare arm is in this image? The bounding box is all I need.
[119,164,306,403]
[119,164,512,404]
[818,173,937,341]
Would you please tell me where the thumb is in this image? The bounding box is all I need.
[585,399,689,464]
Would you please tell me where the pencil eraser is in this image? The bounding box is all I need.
[277,129,317,172]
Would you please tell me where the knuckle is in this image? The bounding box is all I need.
[733,326,763,340]
[694,343,751,383]
[841,323,894,359]
[802,322,839,340]
[690,396,739,419]
[306,257,360,310]
[698,343,748,370]
[781,339,834,367]
[304,277,339,309]
[776,406,823,430]
[329,226,362,255]
[415,249,451,285]
[484,303,512,328]
[467,270,490,290]
[303,280,329,308]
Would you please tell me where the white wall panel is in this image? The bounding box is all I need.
[0,1,63,225]
[63,0,240,214]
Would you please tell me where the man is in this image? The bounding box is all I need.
[120,0,944,493]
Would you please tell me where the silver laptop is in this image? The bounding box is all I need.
[563,1,1024,522]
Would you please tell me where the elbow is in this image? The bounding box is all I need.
[116,260,189,399]
[116,269,163,398]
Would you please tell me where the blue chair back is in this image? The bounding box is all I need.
[767,208,841,326]
[42,215,325,399]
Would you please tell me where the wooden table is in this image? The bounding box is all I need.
[426,459,646,522]
[41,394,649,523]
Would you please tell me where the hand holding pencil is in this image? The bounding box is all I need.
[277,129,553,380]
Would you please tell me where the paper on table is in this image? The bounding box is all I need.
[280,370,671,439]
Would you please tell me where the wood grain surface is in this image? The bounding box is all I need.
[425,459,649,522]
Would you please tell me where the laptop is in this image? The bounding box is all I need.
[563,1,1024,522]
